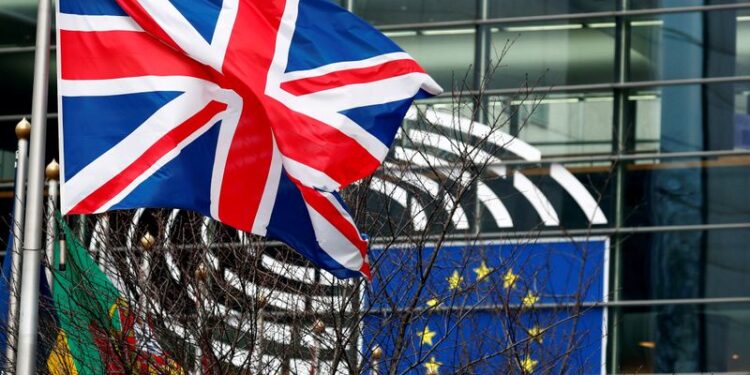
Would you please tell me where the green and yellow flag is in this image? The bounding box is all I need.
[47,220,183,374]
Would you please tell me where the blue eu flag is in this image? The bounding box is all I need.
[363,239,609,374]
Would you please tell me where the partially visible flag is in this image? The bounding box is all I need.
[0,209,56,370]
[47,219,183,374]
[57,0,441,279]
[0,225,15,366]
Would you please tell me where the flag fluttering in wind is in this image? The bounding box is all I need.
[56,0,441,279]
[47,219,183,374]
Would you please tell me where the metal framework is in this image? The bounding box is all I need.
[1,2,749,372]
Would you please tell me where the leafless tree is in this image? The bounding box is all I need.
[2,41,611,375]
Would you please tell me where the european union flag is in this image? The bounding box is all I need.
[364,238,608,374]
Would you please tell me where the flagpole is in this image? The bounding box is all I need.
[44,161,59,291]
[370,346,382,375]
[194,263,209,375]
[310,320,325,375]
[15,0,52,370]
[5,118,31,372]
[252,295,267,375]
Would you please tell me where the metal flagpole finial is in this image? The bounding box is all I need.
[372,346,383,361]
[371,345,383,375]
[15,118,31,140]
[45,159,59,181]
[195,263,209,282]
[312,320,326,335]
[140,232,156,251]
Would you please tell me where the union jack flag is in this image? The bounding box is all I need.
[56,0,441,279]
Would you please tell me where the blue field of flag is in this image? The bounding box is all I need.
[363,238,608,374]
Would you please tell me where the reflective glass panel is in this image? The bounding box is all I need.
[0,151,14,181]
[489,0,615,18]
[488,19,616,89]
[0,196,12,241]
[487,92,614,157]
[620,229,750,300]
[353,0,477,25]
[617,303,750,373]
[630,0,750,10]
[629,9,750,81]
[630,82,750,153]
[386,28,476,91]
[0,0,37,46]
[624,155,750,228]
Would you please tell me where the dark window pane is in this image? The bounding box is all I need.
[631,82,750,153]
[617,303,750,373]
[629,9,750,81]
[0,0,37,47]
[488,19,616,89]
[620,230,750,300]
[386,28,475,91]
[630,0,750,10]
[489,0,615,18]
[624,156,750,228]
[353,0,476,25]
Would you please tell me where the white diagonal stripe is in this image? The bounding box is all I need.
[305,203,364,272]
[414,109,542,162]
[513,171,560,226]
[136,0,239,72]
[59,76,220,97]
[62,91,208,213]
[209,88,245,220]
[96,110,225,213]
[281,156,341,192]
[478,182,514,228]
[265,0,440,170]
[61,77,241,214]
[295,72,435,112]
[386,163,470,230]
[369,176,428,231]
[57,13,143,32]
[250,135,284,235]
[408,129,506,176]
[550,163,608,225]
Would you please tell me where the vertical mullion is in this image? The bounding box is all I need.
[610,0,631,373]
[473,0,490,235]
[474,0,490,125]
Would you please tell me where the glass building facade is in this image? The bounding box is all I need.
[1,0,750,373]
[353,1,750,373]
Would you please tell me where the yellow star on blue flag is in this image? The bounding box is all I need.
[520,355,538,373]
[417,326,436,346]
[424,356,442,374]
[473,261,493,282]
[447,270,463,290]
